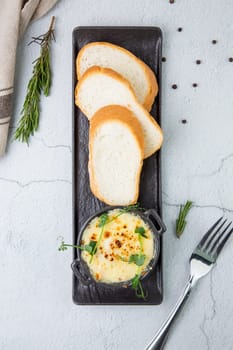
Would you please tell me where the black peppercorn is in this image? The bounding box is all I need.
[196,59,201,65]
[228,57,233,62]
[177,27,183,32]
[212,40,217,44]
[162,57,166,62]
[192,83,198,87]
[181,119,187,124]
[172,84,178,89]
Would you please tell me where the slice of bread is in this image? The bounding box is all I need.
[76,42,158,111]
[75,66,163,158]
[89,105,144,206]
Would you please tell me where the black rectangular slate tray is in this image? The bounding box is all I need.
[72,26,163,305]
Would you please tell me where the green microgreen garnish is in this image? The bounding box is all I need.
[128,223,147,299]
[58,239,97,255]
[119,203,144,213]
[84,240,97,255]
[135,226,147,238]
[131,273,145,299]
[89,213,109,263]
[129,254,146,266]
[176,200,193,238]
[98,213,109,227]
[106,203,144,225]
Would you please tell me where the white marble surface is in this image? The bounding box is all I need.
[0,0,233,349]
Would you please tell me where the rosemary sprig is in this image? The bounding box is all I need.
[176,200,193,238]
[14,16,55,144]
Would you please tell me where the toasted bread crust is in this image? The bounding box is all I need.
[89,105,144,205]
[76,41,158,111]
[75,66,163,158]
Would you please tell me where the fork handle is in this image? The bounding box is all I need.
[145,276,194,350]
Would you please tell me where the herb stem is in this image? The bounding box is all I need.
[62,243,84,250]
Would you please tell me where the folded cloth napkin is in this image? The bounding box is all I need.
[0,0,58,157]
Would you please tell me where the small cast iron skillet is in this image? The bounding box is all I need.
[71,206,166,287]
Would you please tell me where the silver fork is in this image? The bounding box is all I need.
[145,217,233,350]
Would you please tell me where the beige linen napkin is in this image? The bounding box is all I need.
[0,0,58,157]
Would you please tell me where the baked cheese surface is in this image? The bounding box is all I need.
[81,209,154,283]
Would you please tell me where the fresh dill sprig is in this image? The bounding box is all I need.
[14,16,55,144]
[176,200,193,238]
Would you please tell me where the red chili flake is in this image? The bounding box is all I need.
[104,231,110,238]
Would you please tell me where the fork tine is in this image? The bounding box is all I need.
[198,217,223,249]
[214,228,233,257]
[204,219,228,250]
[209,221,232,253]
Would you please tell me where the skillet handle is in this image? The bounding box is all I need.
[71,259,93,286]
[144,209,166,235]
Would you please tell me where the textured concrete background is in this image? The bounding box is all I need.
[0,0,233,349]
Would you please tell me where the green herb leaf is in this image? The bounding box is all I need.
[131,274,140,289]
[14,16,55,144]
[58,240,68,251]
[176,200,193,238]
[129,254,146,266]
[131,274,146,299]
[98,213,109,227]
[84,240,97,254]
[135,226,147,238]
[119,203,144,213]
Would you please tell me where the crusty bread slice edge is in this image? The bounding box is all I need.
[76,41,158,111]
[75,66,163,159]
[88,105,144,206]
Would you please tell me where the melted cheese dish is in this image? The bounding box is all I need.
[81,209,154,284]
